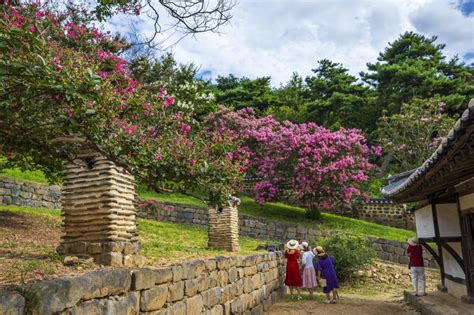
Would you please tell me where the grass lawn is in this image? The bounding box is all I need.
[0,168,51,184]
[1,168,415,243]
[137,191,415,243]
[0,205,263,287]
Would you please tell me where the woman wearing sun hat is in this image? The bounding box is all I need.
[407,237,426,296]
[315,245,339,304]
[285,239,302,299]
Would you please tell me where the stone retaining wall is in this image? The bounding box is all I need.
[357,199,415,231]
[0,252,285,315]
[0,177,61,209]
[138,201,437,268]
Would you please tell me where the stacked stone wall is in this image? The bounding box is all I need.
[0,177,61,209]
[357,201,416,230]
[0,253,285,315]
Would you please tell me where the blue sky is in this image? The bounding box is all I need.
[106,0,474,86]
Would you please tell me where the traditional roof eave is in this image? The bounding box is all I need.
[382,99,474,203]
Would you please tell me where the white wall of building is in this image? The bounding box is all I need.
[437,203,461,237]
[415,205,435,238]
[459,192,474,212]
[443,242,465,280]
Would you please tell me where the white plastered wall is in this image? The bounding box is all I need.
[437,203,461,237]
[459,192,474,213]
[415,204,435,238]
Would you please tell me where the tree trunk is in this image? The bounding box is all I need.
[305,203,322,220]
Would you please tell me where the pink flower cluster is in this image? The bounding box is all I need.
[207,107,380,209]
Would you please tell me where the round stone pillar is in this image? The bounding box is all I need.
[57,149,143,266]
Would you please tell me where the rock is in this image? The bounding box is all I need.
[218,270,229,287]
[168,281,184,302]
[132,269,155,291]
[231,297,244,314]
[0,290,25,315]
[140,285,168,312]
[209,304,224,315]
[186,295,203,315]
[63,291,139,315]
[170,301,186,315]
[228,267,238,283]
[172,265,183,282]
[63,256,79,266]
[202,287,221,308]
[32,268,132,313]
[81,269,132,300]
[243,277,253,294]
[244,266,257,276]
[155,267,173,284]
[205,259,217,271]
[184,278,200,297]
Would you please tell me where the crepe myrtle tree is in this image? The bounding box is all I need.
[0,3,247,207]
[206,107,381,219]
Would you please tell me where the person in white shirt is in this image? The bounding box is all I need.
[300,241,317,299]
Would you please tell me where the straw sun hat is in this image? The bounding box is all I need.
[314,245,326,257]
[286,239,299,250]
[407,237,419,246]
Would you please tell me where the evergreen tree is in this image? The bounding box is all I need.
[361,31,474,116]
[213,75,281,113]
[303,59,374,132]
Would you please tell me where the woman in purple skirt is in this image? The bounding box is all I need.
[315,246,339,304]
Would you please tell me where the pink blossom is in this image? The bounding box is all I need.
[180,123,191,136]
[154,152,162,160]
[61,107,73,118]
[163,96,175,108]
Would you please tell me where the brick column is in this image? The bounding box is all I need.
[208,206,240,252]
[57,149,143,266]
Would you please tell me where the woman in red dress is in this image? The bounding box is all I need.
[285,239,302,299]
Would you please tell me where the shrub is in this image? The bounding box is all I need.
[320,234,377,281]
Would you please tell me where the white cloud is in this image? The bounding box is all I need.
[104,0,474,86]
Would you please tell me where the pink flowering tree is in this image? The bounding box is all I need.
[206,107,381,219]
[0,3,246,207]
[377,98,456,173]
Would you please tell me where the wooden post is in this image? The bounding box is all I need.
[56,149,143,267]
[208,206,240,252]
[431,200,446,288]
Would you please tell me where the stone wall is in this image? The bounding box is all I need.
[357,199,415,230]
[0,177,61,209]
[0,253,285,315]
[138,201,436,268]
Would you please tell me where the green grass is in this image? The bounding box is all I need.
[0,168,50,184]
[139,219,262,263]
[238,197,415,242]
[0,205,263,265]
[0,205,60,217]
[0,166,415,243]
[135,193,415,243]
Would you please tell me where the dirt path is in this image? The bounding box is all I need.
[266,294,419,315]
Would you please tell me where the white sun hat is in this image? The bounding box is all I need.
[286,239,299,250]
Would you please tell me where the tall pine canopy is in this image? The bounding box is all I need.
[361,32,474,116]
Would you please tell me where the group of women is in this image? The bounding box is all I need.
[284,239,339,304]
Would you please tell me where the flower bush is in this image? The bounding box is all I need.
[206,107,380,219]
[0,3,245,206]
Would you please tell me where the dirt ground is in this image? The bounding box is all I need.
[0,211,97,289]
[267,260,440,315]
[266,294,419,315]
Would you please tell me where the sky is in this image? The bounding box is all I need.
[106,0,474,86]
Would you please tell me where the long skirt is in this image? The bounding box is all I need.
[302,266,317,288]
